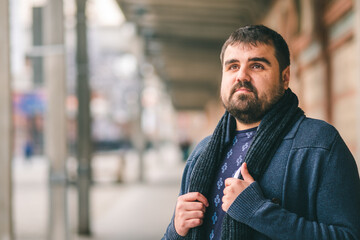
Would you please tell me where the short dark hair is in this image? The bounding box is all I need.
[220,25,290,72]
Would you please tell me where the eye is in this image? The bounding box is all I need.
[251,63,264,70]
[229,64,239,70]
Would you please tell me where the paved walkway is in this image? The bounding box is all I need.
[73,182,179,240]
[13,147,185,240]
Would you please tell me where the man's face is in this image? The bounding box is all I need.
[220,42,289,124]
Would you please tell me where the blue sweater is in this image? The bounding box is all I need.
[163,116,360,239]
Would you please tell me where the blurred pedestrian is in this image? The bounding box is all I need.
[24,140,34,160]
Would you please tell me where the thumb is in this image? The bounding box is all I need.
[241,163,254,182]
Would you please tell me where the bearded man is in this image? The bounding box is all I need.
[162,25,360,240]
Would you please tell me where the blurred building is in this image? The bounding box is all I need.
[117,0,360,169]
[13,0,360,165]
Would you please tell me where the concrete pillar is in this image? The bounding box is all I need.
[133,109,145,182]
[76,0,92,235]
[0,0,14,239]
[43,0,69,239]
[133,36,146,182]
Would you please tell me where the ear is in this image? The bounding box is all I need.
[281,66,290,90]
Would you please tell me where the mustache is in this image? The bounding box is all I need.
[230,81,257,95]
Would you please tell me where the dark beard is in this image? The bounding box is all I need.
[226,93,264,124]
[223,81,284,124]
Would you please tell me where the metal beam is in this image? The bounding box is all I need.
[32,7,44,86]
[125,5,254,21]
[0,0,13,238]
[118,0,270,11]
[140,25,234,43]
[146,35,222,49]
[76,0,92,235]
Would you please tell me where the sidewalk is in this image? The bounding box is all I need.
[73,182,180,240]
[13,146,185,240]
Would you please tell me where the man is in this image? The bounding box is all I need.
[163,25,360,240]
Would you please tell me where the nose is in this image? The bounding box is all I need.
[236,67,250,82]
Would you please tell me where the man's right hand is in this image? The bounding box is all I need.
[174,192,209,237]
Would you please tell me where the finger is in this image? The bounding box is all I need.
[184,218,204,229]
[222,194,229,204]
[221,200,230,212]
[180,201,206,212]
[225,177,237,187]
[222,202,228,212]
[181,192,209,207]
[175,215,204,236]
[181,210,205,221]
[241,163,254,182]
[223,186,228,195]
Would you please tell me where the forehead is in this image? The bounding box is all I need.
[223,42,277,61]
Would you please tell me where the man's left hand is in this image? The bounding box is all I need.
[222,163,255,212]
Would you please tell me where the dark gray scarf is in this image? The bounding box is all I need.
[185,89,304,239]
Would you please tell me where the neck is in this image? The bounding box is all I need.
[235,119,261,131]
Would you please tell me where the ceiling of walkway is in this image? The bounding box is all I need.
[116,0,273,110]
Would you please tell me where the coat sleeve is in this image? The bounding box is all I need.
[162,137,211,240]
[161,162,190,240]
[227,134,360,240]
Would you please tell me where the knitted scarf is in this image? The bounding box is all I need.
[185,88,304,240]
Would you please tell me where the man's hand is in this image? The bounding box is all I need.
[174,192,209,237]
[222,163,254,212]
